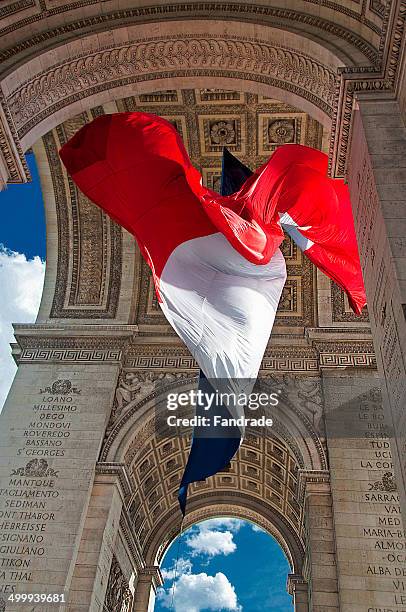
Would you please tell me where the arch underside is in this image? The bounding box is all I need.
[98,373,328,577]
[0,0,398,186]
[25,81,375,587]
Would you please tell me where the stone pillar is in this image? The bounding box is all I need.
[66,468,128,610]
[287,574,309,612]
[133,566,163,612]
[0,326,128,611]
[347,95,406,523]
[299,471,340,611]
[323,370,406,612]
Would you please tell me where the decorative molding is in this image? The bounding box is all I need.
[18,347,123,364]
[331,282,369,323]
[297,469,331,502]
[0,1,403,183]
[146,490,305,568]
[0,90,29,185]
[137,565,164,589]
[319,352,376,369]
[95,462,134,500]
[181,503,297,568]
[6,35,336,140]
[14,332,131,351]
[329,1,406,177]
[118,511,145,571]
[125,345,320,373]
[0,3,379,66]
[287,573,308,595]
[42,127,122,319]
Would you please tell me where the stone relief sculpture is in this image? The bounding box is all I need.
[104,555,133,612]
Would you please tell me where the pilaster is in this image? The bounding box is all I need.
[299,471,340,612]
[0,325,130,610]
[132,566,163,612]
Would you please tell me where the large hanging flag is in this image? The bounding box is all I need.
[59,112,366,515]
[60,112,287,384]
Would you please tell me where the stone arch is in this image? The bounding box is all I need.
[3,19,348,154]
[149,501,303,573]
[99,374,327,589]
[102,375,327,471]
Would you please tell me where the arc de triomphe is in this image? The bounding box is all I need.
[0,2,406,611]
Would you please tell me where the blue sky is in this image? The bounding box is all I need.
[156,518,293,612]
[0,153,46,409]
[1,154,46,259]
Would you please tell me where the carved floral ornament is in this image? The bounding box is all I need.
[6,36,336,140]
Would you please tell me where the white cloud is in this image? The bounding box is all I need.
[198,518,243,533]
[186,529,237,557]
[161,557,192,582]
[251,523,265,533]
[0,247,45,411]
[184,518,243,558]
[158,572,241,612]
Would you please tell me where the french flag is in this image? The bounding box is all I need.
[60,112,287,390]
[60,112,366,514]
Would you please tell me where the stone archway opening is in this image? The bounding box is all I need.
[155,517,294,612]
[97,373,329,611]
[0,4,405,611]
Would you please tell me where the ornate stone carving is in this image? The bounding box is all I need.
[0,4,380,69]
[281,376,324,432]
[0,1,35,20]
[268,118,295,143]
[0,90,30,185]
[369,471,397,492]
[19,347,122,363]
[42,120,122,319]
[370,0,388,18]
[209,120,236,145]
[7,36,336,139]
[329,1,406,177]
[1,0,403,184]
[108,371,189,430]
[331,283,369,323]
[124,345,320,373]
[104,555,133,612]
[10,459,59,478]
[39,379,81,395]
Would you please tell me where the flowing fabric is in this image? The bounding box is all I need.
[60,111,366,514]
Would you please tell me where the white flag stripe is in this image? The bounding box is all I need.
[159,232,286,421]
[279,211,314,252]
